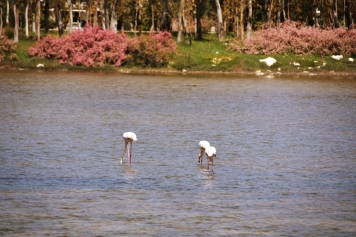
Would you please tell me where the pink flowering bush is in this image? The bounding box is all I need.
[126,31,177,67]
[229,21,356,56]
[0,35,17,61]
[28,27,130,67]
[28,28,177,68]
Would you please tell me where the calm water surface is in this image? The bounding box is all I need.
[0,71,355,236]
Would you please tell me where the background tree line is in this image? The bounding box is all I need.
[0,0,355,43]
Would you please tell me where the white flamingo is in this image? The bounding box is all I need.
[205,146,216,172]
[120,132,137,164]
[198,140,210,164]
[259,57,277,67]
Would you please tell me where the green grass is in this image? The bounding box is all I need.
[169,34,356,74]
[2,32,356,75]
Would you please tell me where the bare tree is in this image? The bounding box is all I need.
[132,0,142,35]
[277,0,285,27]
[150,1,154,31]
[177,0,184,43]
[6,0,9,25]
[110,0,119,31]
[195,0,203,40]
[25,0,29,37]
[13,0,20,42]
[215,0,223,41]
[332,0,339,28]
[346,0,355,29]
[54,0,64,37]
[44,0,50,33]
[36,0,41,40]
[162,0,171,31]
[240,0,244,39]
[93,0,98,27]
[0,1,4,35]
[68,0,73,32]
[246,0,252,39]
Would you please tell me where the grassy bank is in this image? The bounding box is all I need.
[2,32,356,76]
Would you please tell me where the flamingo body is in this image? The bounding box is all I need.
[198,140,210,164]
[121,132,137,164]
[259,57,277,67]
[205,146,216,172]
[123,132,138,141]
[331,55,343,60]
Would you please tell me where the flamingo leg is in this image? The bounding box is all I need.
[198,148,205,164]
[128,141,132,164]
[121,140,128,163]
[211,156,214,173]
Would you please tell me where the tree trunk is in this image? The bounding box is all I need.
[277,0,281,27]
[215,0,223,41]
[93,1,98,27]
[268,0,274,27]
[86,0,90,24]
[133,0,141,36]
[67,0,73,32]
[44,0,49,33]
[195,0,203,40]
[281,0,286,22]
[150,2,155,31]
[235,14,240,38]
[32,14,35,32]
[332,0,339,28]
[162,0,170,31]
[14,1,19,43]
[346,0,354,29]
[246,0,252,39]
[35,0,41,40]
[0,3,3,35]
[319,0,324,27]
[240,0,244,40]
[55,1,63,37]
[263,0,273,28]
[110,0,118,32]
[25,1,29,36]
[6,0,9,25]
[263,0,268,25]
[177,0,184,43]
[104,0,109,30]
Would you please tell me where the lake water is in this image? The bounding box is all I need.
[1,70,355,236]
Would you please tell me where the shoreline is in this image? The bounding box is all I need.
[2,65,356,77]
[117,68,356,77]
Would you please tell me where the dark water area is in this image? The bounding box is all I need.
[1,71,355,236]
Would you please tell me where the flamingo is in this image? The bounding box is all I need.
[331,55,343,60]
[120,132,137,164]
[198,140,210,164]
[259,57,277,67]
[205,146,216,173]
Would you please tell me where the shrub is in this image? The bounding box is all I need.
[229,21,356,56]
[0,35,17,61]
[28,28,177,68]
[28,26,130,67]
[3,26,14,39]
[126,31,177,67]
